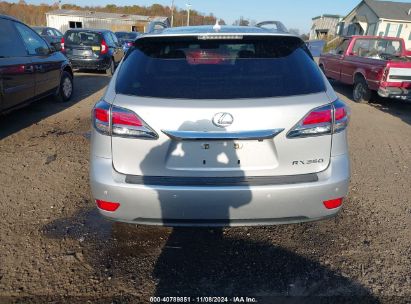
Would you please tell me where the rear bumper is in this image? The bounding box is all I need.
[378,86,411,100]
[68,57,110,70]
[90,154,350,227]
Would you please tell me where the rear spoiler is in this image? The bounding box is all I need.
[145,20,170,34]
[256,21,288,33]
[145,19,289,34]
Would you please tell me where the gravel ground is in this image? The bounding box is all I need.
[0,73,410,303]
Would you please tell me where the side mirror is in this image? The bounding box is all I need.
[52,40,61,48]
[35,47,52,55]
[44,40,58,53]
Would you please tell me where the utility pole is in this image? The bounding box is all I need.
[186,3,191,26]
[170,0,175,27]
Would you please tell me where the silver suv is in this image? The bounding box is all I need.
[90,25,350,226]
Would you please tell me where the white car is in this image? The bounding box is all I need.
[90,24,350,226]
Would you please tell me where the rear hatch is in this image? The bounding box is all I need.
[110,35,336,178]
[364,38,411,88]
[63,30,103,59]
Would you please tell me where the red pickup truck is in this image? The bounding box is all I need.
[319,36,411,103]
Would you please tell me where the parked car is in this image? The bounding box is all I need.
[114,31,139,53]
[61,29,124,75]
[90,24,350,227]
[319,35,411,102]
[0,14,73,113]
[32,26,63,50]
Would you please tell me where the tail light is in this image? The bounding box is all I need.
[92,100,158,139]
[101,39,108,54]
[381,67,389,83]
[323,198,343,209]
[96,199,120,212]
[93,100,110,134]
[287,99,349,138]
[60,37,65,52]
[333,99,349,133]
[127,42,133,47]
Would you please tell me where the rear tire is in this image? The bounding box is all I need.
[353,78,371,103]
[55,71,73,102]
[106,59,115,76]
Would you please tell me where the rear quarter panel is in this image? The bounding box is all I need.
[340,55,386,90]
[319,53,340,79]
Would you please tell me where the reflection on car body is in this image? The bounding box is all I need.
[0,14,73,114]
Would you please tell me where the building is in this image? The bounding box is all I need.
[46,9,169,33]
[338,0,411,49]
[309,15,342,40]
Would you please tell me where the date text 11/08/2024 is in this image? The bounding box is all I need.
[149,297,258,303]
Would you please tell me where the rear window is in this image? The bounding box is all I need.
[33,27,43,35]
[53,29,63,37]
[116,36,325,99]
[64,31,101,46]
[352,38,402,59]
[0,19,27,57]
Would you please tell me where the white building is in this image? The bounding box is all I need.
[310,15,342,40]
[46,9,169,34]
[339,0,411,49]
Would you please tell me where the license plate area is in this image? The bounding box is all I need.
[166,140,278,171]
[73,49,92,56]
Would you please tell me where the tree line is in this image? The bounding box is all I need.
[0,0,220,27]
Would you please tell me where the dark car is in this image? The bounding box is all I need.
[32,26,63,50]
[62,29,124,75]
[115,31,140,53]
[0,15,74,113]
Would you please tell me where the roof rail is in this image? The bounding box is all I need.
[145,20,170,34]
[255,21,288,33]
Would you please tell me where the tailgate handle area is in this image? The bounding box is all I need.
[161,129,284,141]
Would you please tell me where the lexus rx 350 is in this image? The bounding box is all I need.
[90,25,350,226]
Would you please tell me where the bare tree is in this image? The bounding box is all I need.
[288,28,300,36]
[300,33,310,41]
[233,16,249,26]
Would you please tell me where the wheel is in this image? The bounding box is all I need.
[55,71,73,102]
[353,78,371,103]
[106,59,115,76]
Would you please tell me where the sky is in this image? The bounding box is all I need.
[14,0,411,33]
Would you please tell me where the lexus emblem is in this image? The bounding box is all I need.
[212,112,234,128]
